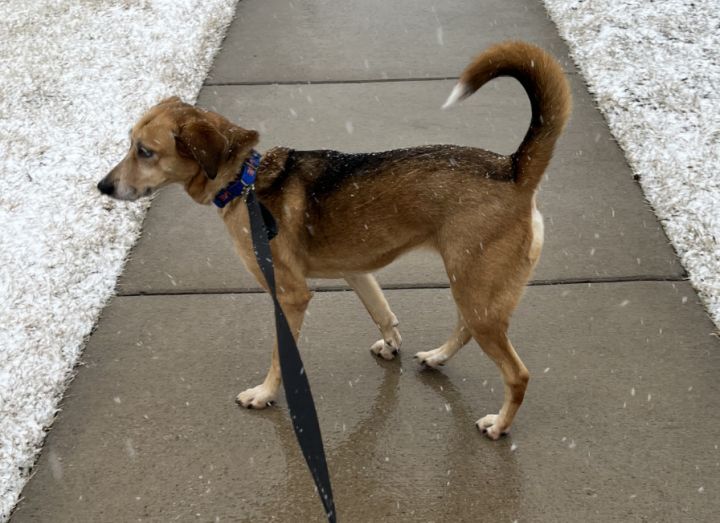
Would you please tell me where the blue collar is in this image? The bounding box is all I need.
[213,150,262,208]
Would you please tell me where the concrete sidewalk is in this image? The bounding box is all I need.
[12,1,720,521]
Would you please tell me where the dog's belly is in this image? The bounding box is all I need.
[305,237,428,278]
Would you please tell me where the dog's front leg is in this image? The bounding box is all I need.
[236,273,313,409]
[345,273,402,360]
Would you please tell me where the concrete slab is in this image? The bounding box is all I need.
[118,78,681,294]
[12,283,719,522]
[207,0,576,83]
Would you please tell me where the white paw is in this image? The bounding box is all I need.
[370,339,399,360]
[236,384,277,409]
[475,414,507,440]
[414,348,448,369]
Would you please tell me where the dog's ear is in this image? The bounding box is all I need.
[227,127,260,162]
[158,95,183,106]
[175,118,229,180]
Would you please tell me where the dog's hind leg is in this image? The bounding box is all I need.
[414,312,472,368]
[236,273,313,409]
[345,273,402,360]
[469,324,528,440]
[451,283,530,440]
[443,238,532,440]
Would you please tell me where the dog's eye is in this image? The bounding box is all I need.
[137,145,154,159]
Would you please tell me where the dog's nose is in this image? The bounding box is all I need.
[97,177,115,196]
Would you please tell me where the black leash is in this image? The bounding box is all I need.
[245,187,337,522]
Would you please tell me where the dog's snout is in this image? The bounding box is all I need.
[97,177,115,196]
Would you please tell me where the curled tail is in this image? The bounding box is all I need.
[443,41,571,191]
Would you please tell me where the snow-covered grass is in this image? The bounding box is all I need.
[542,0,720,328]
[0,1,237,519]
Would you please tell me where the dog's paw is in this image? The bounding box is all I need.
[414,348,448,369]
[370,339,399,360]
[475,414,507,440]
[236,384,277,409]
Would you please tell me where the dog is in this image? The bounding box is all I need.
[97,41,571,439]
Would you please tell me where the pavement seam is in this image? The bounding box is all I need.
[204,72,579,87]
[116,275,688,297]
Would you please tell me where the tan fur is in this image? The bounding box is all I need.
[98,41,571,439]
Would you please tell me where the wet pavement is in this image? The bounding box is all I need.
[12,0,720,521]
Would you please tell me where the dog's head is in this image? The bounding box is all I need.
[97,97,258,201]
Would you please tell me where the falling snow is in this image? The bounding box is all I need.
[0,0,238,518]
[544,0,720,328]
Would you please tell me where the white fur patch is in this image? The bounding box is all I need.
[236,383,278,409]
[442,82,470,109]
[529,202,545,264]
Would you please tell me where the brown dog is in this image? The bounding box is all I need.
[98,41,571,439]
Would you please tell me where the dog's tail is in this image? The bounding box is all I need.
[443,41,571,191]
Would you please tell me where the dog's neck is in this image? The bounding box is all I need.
[183,146,293,207]
[183,148,255,205]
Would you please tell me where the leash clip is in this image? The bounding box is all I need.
[242,183,255,202]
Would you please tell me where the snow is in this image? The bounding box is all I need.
[543,0,720,328]
[0,0,238,519]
